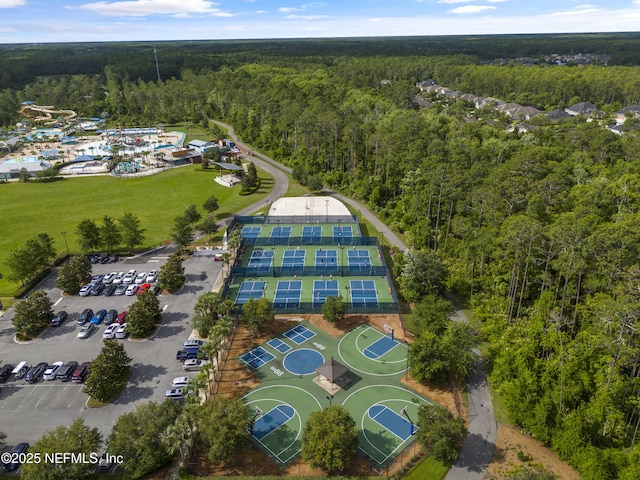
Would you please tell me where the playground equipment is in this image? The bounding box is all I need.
[17,103,77,125]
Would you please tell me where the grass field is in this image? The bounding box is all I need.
[0,165,271,296]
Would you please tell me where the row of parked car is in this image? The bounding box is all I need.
[50,308,129,339]
[175,339,209,372]
[0,360,91,384]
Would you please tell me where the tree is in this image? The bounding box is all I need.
[4,245,38,285]
[12,290,53,338]
[32,232,56,267]
[306,175,323,192]
[107,400,181,478]
[119,212,146,251]
[170,214,194,252]
[76,218,101,252]
[241,162,258,191]
[321,295,345,323]
[183,204,202,225]
[416,404,467,463]
[100,215,121,254]
[20,419,101,480]
[84,339,132,403]
[196,396,251,464]
[408,294,455,335]
[127,290,162,338]
[157,253,185,292]
[198,213,218,239]
[400,249,448,302]
[203,194,219,214]
[55,254,92,295]
[241,297,274,335]
[192,291,223,337]
[301,405,359,475]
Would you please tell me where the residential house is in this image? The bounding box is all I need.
[615,105,640,125]
[544,109,572,121]
[496,103,542,120]
[565,102,597,116]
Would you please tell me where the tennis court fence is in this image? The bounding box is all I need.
[240,236,379,246]
[231,265,389,277]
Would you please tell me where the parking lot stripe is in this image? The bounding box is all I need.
[54,297,63,306]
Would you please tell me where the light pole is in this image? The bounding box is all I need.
[326,395,333,407]
[61,231,69,253]
[325,199,329,223]
[345,285,350,319]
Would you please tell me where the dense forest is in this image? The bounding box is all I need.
[3,34,640,478]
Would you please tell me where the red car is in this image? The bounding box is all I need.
[71,362,91,383]
[137,283,151,294]
[115,311,128,325]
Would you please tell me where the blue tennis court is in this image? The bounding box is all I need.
[240,346,276,369]
[364,335,398,359]
[242,226,262,240]
[313,279,340,307]
[302,225,322,243]
[348,249,372,270]
[236,281,266,305]
[368,405,415,441]
[251,405,295,440]
[350,280,379,309]
[282,249,306,271]
[283,324,316,344]
[270,225,292,244]
[333,225,353,244]
[267,337,292,354]
[273,280,302,309]
[248,250,274,273]
[315,249,338,272]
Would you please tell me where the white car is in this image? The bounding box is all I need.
[103,324,118,339]
[171,376,191,388]
[115,323,128,339]
[146,270,158,283]
[164,388,184,400]
[183,359,208,371]
[134,272,147,284]
[122,269,137,284]
[43,361,64,380]
[77,323,95,339]
[112,272,125,285]
[79,284,92,296]
[125,284,138,296]
[102,272,117,284]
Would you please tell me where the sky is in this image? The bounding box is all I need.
[1,0,640,44]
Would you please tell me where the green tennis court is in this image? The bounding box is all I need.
[240,322,433,466]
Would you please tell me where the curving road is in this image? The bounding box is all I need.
[212,119,496,479]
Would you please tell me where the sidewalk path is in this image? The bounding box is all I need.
[211,119,497,478]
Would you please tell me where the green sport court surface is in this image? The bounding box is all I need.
[226,217,399,313]
[240,322,433,466]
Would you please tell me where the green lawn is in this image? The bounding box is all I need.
[0,165,271,296]
[404,455,450,480]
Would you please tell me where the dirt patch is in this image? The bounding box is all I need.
[486,423,580,479]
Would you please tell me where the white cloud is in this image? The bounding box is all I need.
[438,0,476,3]
[487,0,507,3]
[78,0,225,17]
[449,5,496,14]
[279,7,302,12]
[0,0,25,8]
[549,5,601,16]
[286,14,328,20]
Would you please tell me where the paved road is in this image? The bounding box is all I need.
[212,124,497,478]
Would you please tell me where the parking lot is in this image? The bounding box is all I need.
[0,248,222,448]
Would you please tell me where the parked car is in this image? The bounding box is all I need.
[137,283,151,294]
[91,283,105,296]
[90,309,107,325]
[77,308,93,325]
[103,284,117,296]
[122,269,137,284]
[71,362,91,383]
[115,311,128,325]
[171,376,191,388]
[125,284,138,296]
[98,452,111,471]
[112,272,125,285]
[90,274,104,284]
[56,361,78,381]
[176,349,199,361]
[152,285,162,295]
[103,324,118,339]
[146,270,158,283]
[43,361,64,380]
[114,284,127,295]
[3,442,29,471]
[77,323,96,339]
[184,339,205,349]
[115,323,128,339]
[26,362,48,383]
[164,388,184,400]
[104,309,118,325]
[79,284,93,297]
[102,272,116,284]
[0,363,14,383]
[13,362,29,380]
[50,310,68,327]
[183,359,208,371]
[134,272,147,284]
